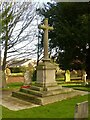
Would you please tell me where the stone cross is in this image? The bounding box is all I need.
[38,18,54,60]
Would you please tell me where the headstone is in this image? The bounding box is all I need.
[24,63,34,85]
[77,70,82,77]
[5,67,11,82]
[5,67,11,76]
[24,70,31,85]
[71,70,77,77]
[74,101,88,119]
[82,71,87,84]
[65,70,70,82]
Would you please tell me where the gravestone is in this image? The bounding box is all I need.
[71,70,77,78]
[24,70,31,85]
[24,64,34,85]
[82,71,87,84]
[74,101,88,119]
[5,67,11,76]
[5,67,11,82]
[65,70,70,82]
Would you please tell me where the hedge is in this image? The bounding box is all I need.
[10,66,27,73]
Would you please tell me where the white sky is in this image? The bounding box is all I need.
[32,0,51,2]
[0,0,51,2]
[1,0,89,2]
[1,2,44,61]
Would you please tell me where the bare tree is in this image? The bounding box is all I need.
[0,2,39,87]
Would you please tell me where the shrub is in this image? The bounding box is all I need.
[10,66,26,73]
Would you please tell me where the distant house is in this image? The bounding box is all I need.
[8,59,37,68]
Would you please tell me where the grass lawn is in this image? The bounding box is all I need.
[4,81,90,91]
[7,82,24,88]
[1,81,89,119]
[2,94,89,118]
[1,82,24,91]
[61,83,90,92]
[2,82,37,90]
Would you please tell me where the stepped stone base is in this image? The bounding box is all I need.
[12,84,87,105]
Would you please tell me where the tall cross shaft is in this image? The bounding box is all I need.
[39,18,53,60]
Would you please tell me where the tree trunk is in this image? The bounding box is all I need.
[2,27,8,88]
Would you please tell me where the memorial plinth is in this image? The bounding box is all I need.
[36,61,57,87]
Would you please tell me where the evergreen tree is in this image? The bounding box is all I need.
[38,2,89,71]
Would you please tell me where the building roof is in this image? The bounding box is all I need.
[8,59,37,67]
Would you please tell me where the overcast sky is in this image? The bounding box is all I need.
[0,0,89,2]
[1,0,89,61]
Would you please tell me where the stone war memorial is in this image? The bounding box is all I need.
[12,18,87,105]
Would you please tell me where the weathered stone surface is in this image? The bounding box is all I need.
[65,70,70,82]
[38,18,53,60]
[36,61,57,87]
[74,101,88,119]
[12,88,88,105]
[24,70,31,85]
[5,67,11,76]
[1,91,40,111]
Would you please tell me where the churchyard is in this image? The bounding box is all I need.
[4,66,90,92]
[3,70,90,92]
[1,2,90,119]
[1,18,89,119]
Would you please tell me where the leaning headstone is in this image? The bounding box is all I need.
[65,70,70,82]
[74,101,88,119]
